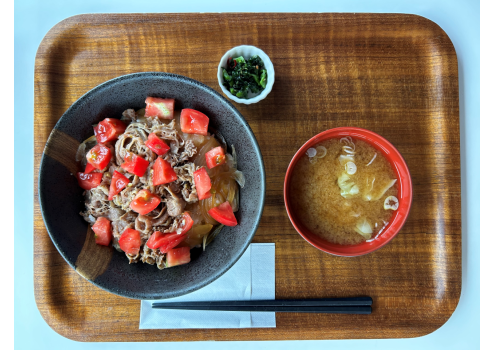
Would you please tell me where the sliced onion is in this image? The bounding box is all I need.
[210,127,227,152]
[366,153,377,166]
[342,146,355,155]
[231,189,239,212]
[232,170,245,188]
[204,224,225,250]
[339,155,354,166]
[306,148,317,158]
[372,179,397,201]
[339,137,353,146]
[384,196,399,210]
[315,146,327,158]
[338,173,359,198]
[354,217,373,239]
[231,145,238,170]
[226,153,235,169]
[345,162,357,175]
[75,135,97,162]
[350,184,359,195]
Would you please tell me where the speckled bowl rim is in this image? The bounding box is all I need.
[38,72,266,300]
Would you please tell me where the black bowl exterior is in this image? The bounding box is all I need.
[38,72,265,300]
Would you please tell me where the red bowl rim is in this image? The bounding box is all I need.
[283,127,413,257]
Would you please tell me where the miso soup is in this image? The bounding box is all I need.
[289,137,399,245]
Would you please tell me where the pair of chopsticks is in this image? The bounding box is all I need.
[152,296,372,314]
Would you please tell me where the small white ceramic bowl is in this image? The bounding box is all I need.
[217,45,275,105]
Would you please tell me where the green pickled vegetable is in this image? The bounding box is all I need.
[222,55,268,99]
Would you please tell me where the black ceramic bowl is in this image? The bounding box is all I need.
[38,72,265,300]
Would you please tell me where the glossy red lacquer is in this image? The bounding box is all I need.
[283,127,413,257]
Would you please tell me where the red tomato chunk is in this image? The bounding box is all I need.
[119,228,141,255]
[193,167,212,200]
[177,211,194,235]
[94,118,127,143]
[180,109,209,135]
[121,152,150,177]
[144,97,175,119]
[153,157,177,186]
[159,234,187,254]
[146,231,187,254]
[146,231,171,249]
[166,247,191,267]
[86,144,112,170]
[77,172,103,190]
[108,170,130,200]
[130,189,161,215]
[84,162,95,174]
[145,133,170,156]
[205,146,226,169]
[208,201,238,227]
[92,217,112,246]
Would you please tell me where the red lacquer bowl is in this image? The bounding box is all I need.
[284,127,413,257]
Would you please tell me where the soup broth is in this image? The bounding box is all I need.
[289,137,398,245]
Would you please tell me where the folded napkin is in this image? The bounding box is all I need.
[140,243,276,329]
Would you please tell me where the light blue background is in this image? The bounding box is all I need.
[15,0,480,348]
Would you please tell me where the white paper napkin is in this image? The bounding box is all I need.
[139,243,276,329]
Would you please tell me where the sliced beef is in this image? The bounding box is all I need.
[140,245,166,269]
[121,108,137,122]
[174,162,198,203]
[134,206,169,239]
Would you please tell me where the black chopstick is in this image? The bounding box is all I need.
[152,297,372,314]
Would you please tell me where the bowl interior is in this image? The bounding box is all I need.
[284,127,412,256]
[38,72,265,299]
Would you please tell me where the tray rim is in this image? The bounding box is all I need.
[33,12,461,342]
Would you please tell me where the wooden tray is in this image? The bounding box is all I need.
[34,13,461,341]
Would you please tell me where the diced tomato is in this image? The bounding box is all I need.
[166,247,191,267]
[77,172,103,190]
[177,211,194,235]
[193,167,212,200]
[146,231,170,249]
[84,162,95,174]
[208,201,238,227]
[146,231,186,253]
[93,118,127,143]
[118,228,141,255]
[121,152,150,177]
[130,189,161,215]
[144,97,175,119]
[152,157,177,186]
[145,133,170,156]
[108,170,130,200]
[180,109,209,135]
[205,146,226,169]
[92,217,112,246]
[159,234,187,254]
[86,144,112,170]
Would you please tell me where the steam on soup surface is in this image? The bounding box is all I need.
[289,137,399,245]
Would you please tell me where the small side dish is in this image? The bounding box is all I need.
[77,97,244,269]
[221,55,267,98]
[217,45,275,105]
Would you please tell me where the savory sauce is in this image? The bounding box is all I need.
[289,137,398,245]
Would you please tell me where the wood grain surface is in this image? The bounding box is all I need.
[33,13,461,341]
